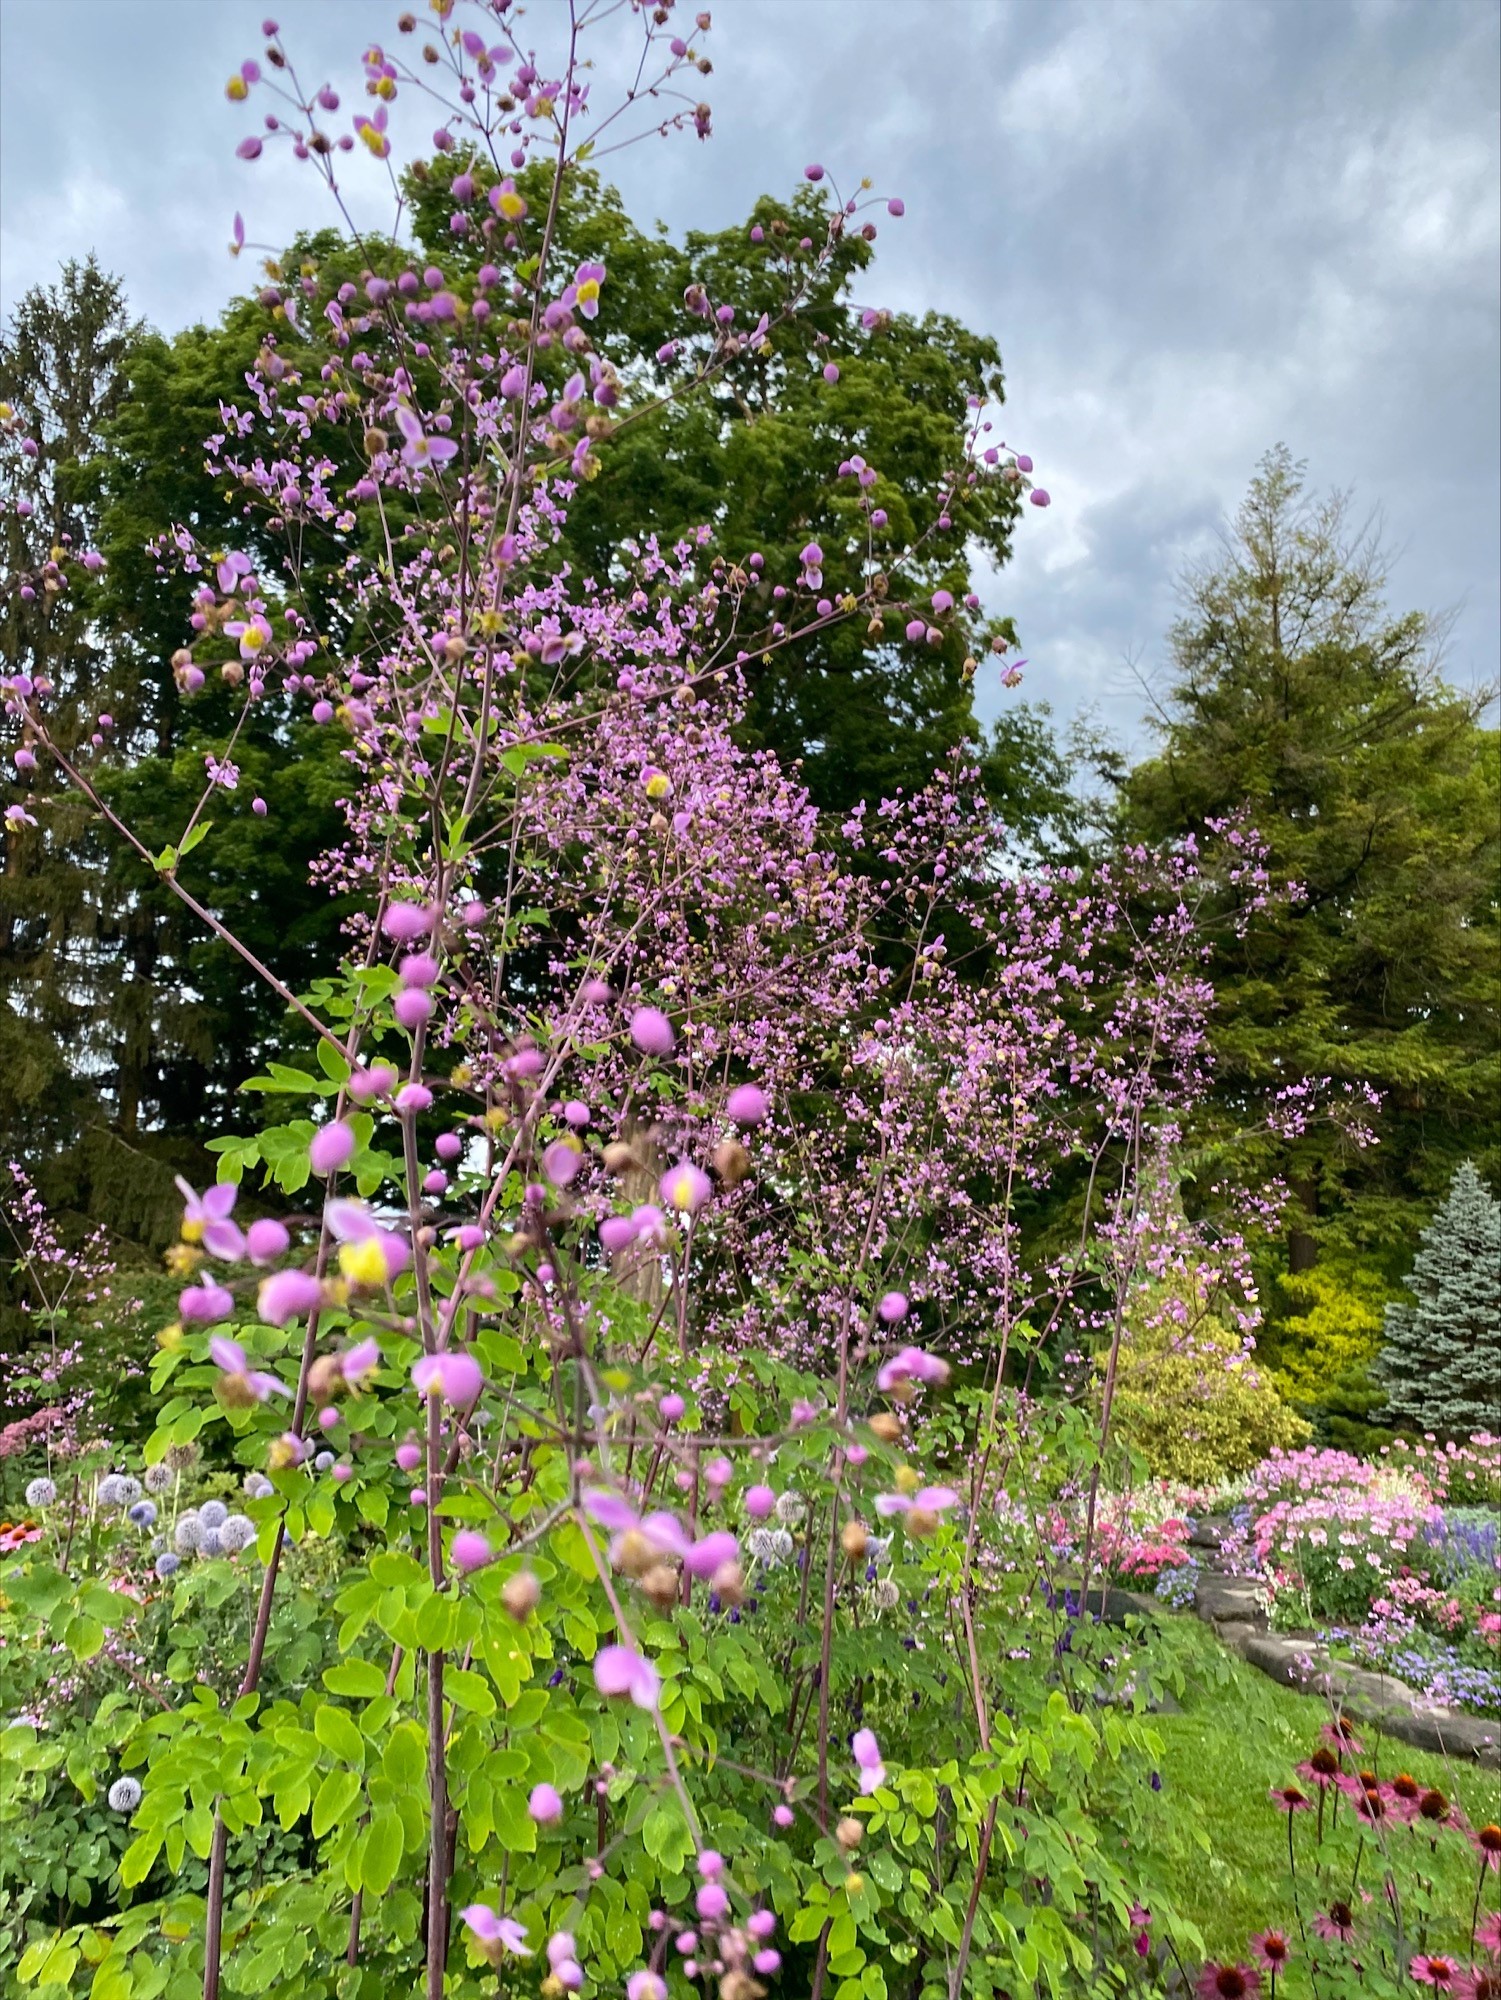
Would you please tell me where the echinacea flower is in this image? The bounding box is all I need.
[1250,1932,1292,1971]
[1195,1964,1259,1999]
[1473,1823,1501,1869]
[1298,1745,1341,1787]
[593,1644,660,1710]
[1409,1955,1461,1990]
[1269,1784,1312,1813]
[1312,1902,1358,1943]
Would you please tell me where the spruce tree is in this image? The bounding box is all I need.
[1379,1161,1501,1436]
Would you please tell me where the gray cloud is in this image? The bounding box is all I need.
[2,0,1495,754]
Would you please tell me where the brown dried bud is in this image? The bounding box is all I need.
[501,1569,541,1621]
[649,811,669,834]
[266,46,286,67]
[363,426,388,456]
[710,1559,745,1606]
[220,661,244,688]
[171,647,193,670]
[602,1141,640,1176]
[712,1139,750,1187]
[696,57,712,73]
[840,1519,869,1564]
[614,1529,656,1579]
[397,10,415,27]
[836,1816,863,1851]
[719,1976,765,2000]
[871,573,889,598]
[867,617,884,639]
[309,130,331,155]
[905,1507,939,1539]
[886,1376,916,1407]
[307,1353,345,1403]
[422,42,441,63]
[640,1563,680,1610]
[442,634,468,662]
[868,1412,902,1444]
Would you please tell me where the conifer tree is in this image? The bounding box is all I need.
[1378,1161,1501,1435]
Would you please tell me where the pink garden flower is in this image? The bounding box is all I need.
[460,1905,528,1961]
[209,1336,284,1403]
[1195,1964,1260,1999]
[412,1351,483,1405]
[593,1644,660,1710]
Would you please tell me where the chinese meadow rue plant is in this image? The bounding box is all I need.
[0,5,1370,1997]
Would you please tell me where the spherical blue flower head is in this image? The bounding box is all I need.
[243,1472,274,1500]
[219,1515,256,1554]
[128,1500,158,1529]
[116,1475,142,1505]
[198,1500,229,1531]
[200,1527,225,1558]
[314,1450,336,1473]
[155,1551,181,1578]
[107,1777,143,1813]
[144,1463,175,1494]
[174,1513,204,1554]
[24,1476,56,1509]
[97,1475,130,1508]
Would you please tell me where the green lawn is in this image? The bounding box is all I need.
[1128,1617,1499,1967]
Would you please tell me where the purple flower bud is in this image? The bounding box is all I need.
[804,163,824,181]
[1015,454,1033,473]
[887,197,905,216]
[309,1121,355,1174]
[393,986,434,1029]
[383,901,435,943]
[1029,488,1051,507]
[528,1781,564,1823]
[246,1217,290,1265]
[630,1006,675,1056]
[436,1132,464,1162]
[823,362,840,383]
[450,1529,492,1573]
[727,1083,768,1125]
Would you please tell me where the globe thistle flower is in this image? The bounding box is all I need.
[23,1476,56,1509]
[774,1491,807,1527]
[219,1515,257,1554]
[244,1472,274,1499]
[174,1513,204,1554]
[128,1500,158,1529]
[97,1474,137,1508]
[873,1578,901,1611]
[314,1450,336,1473]
[144,1463,174,1495]
[201,1527,225,1558]
[199,1500,229,1531]
[107,1776,143,1814]
[154,1551,181,1579]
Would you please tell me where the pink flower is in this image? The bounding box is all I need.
[1250,1932,1293,1972]
[309,1121,355,1174]
[627,1976,667,2000]
[660,1162,711,1214]
[1195,1966,1259,1999]
[179,1281,235,1325]
[744,1484,776,1520]
[450,1530,492,1573]
[528,1782,563,1824]
[382,901,435,943]
[875,1485,959,1519]
[876,1291,909,1323]
[683,1531,738,1578]
[245,1217,290,1265]
[412,1350,483,1405]
[629,1006,675,1056]
[460,1905,529,1960]
[852,1727,885,1794]
[174,1176,241,1257]
[543,1140,584,1186]
[593,1644,660,1710]
[876,1345,950,1392]
[208,1335,284,1401]
[1409,1957,1461,1990]
[726,1083,768,1125]
[257,1268,322,1326]
[394,404,459,470]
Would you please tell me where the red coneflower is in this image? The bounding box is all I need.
[1470,1968,1499,2000]
[1418,1787,1453,1825]
[1299,1746,1342,1787]
[1409,1953,1460,1989]
[1269,1784,1313,1814]
[1322,1716,1362,1753]
[1473,1823,1501,1871]
[1195,1963,1260,1999]
[1355,1786,1389,1825]
[1250,1930,1293,1970]
[1312,1902,1358,1943]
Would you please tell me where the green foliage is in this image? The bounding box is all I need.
[1108,1312,1310,1486]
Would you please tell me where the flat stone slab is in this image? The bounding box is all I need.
[1193,1575,1267,1628]
[1187,1515,1231,1552]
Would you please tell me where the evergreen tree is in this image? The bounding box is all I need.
[1378,1161,1501,1435]
[1123,447,1501,1276]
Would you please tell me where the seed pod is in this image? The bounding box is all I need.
[905,1507,939,1539]
[836,1816,863,1851]
[840,1519,869,1564]
[868,1412,902,1444]
[711,1559,745,1606]
[614,1529,655,1579]
[603,1141,639,1176]
[501,1570,541,1621]
[640,1563,680,1610]
[712,1139,750,1187]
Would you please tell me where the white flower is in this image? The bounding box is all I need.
[24,1477,56,1509]
[108,1777,143,1814]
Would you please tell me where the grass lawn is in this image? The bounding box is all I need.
[1127,1616,1500,1969]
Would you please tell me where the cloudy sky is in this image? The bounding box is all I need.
[2,0,1496,754]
